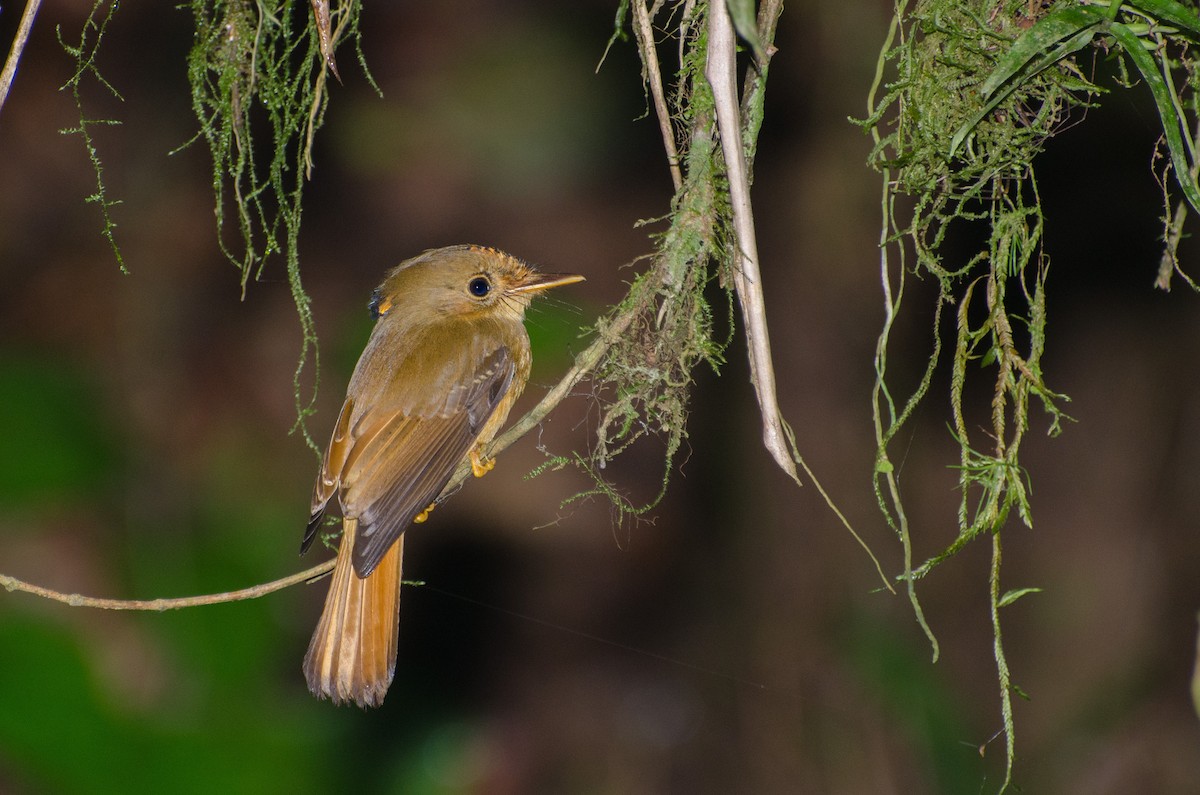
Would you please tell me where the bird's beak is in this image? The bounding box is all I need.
[509,272,586,295]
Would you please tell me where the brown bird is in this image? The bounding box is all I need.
[300,245,583,707]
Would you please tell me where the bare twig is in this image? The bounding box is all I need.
[739,0,784,123]
[1,301,634,614]
[705,0,799,484]
[3,285,646,614]
[1155,197,1188,291]
[305,0,351,178]
[308,0,341,84]
[632,0,683,192]
[0,558,336,611]
[0,0,45,118]
[1156,117,1200,291]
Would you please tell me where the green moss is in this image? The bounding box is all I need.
[861,1,1200,789]
[58,0,127,273]
[570,7,737,523]
[182,0,373,453]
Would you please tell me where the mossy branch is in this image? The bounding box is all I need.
[564,1,890,588]
[184,0,373,454]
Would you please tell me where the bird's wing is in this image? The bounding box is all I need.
[301,397,357,554]
[334,345,515,577]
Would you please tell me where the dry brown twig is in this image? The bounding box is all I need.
[2,302,639,612]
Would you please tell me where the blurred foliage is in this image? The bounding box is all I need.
[0,355,115,506]
[0,354,331,793]
[840,612,990,793]
[0,616,332,795]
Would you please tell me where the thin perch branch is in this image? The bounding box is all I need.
[0,299,638,612]
[0,0,44,117]
[705,0,799,484]
[0,559,336,611]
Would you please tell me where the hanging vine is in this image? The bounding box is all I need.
[860,0,1200,789]
[184,0,373,451]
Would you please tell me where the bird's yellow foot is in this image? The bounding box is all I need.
[413,502,437,523]
[470,449,495,478]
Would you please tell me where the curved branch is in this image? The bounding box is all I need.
[0,558,335,611]
[0,292,640,612]
[2,273,649,613]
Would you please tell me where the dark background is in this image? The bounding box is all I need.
[1,1,1198,792]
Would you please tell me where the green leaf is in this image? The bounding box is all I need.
[1109,20,1200,214]
[950,6,1107,158]
[1127,0,1200,39]
[725,0,765,60]
[997,587,1042,607]
[598,0,631,70]
[979,7,1108,101]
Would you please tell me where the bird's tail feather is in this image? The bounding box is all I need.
[303,517,402,708]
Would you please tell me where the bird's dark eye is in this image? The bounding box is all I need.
[468,276,491,298]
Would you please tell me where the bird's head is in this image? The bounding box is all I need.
[369,245,584,325]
